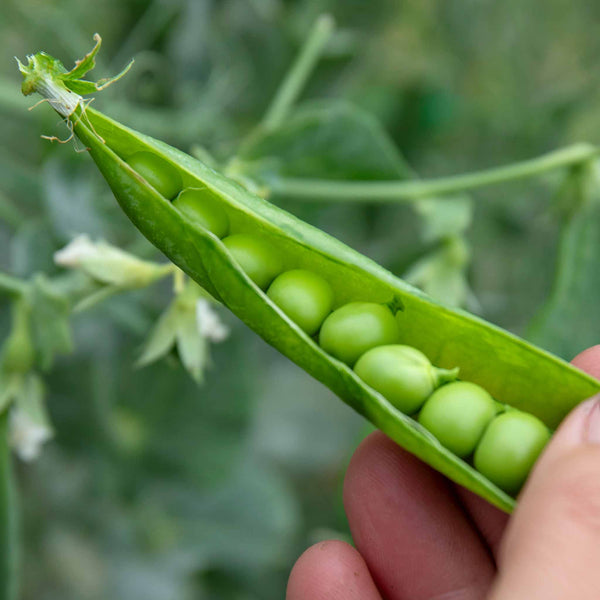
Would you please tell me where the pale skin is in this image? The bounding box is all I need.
[287,345,600,599]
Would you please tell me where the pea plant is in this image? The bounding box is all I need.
[2,15,600,599]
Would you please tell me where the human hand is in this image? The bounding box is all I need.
[287,345,600,599]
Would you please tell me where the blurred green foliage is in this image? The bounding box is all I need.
[1,0,600,597]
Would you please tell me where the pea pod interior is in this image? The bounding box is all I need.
[72,106,600,512]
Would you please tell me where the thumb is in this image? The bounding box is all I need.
[490,394,600,600]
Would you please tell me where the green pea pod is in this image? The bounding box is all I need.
[72,106,600,511]
[19,52,600,513]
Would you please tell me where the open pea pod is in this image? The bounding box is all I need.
[19,51,600,513]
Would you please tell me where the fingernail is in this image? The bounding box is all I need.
[583,397,600,444]
[544,396,600,457]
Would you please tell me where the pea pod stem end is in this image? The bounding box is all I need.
[17,33,133,122]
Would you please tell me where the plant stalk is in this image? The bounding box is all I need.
[0,411,18,600]
[269,143,599,201]
[262,14,335,130]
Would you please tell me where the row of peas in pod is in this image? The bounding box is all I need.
[127,151,552,497]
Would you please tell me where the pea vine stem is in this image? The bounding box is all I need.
[0,273,27,298]
[268,143,599,201]
[173,267,185,293]
[0,411,18,600]
[261,14,335,131]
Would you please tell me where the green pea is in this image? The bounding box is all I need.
[354,345,458,414]
[222,234,283,289]
[267,270,334,335]
[173,188,229,238]
[127,151,182,200]
[319,302,400,366]
[474,411,551,495]
[418,381,496,457]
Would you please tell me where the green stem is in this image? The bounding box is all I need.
[173,267,185,294]
[261,14,335,130]
[0,411,18,600]
[0,274,26,298]
[268,143,599,201]
[435,367,460,387]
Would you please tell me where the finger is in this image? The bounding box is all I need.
[344,431,495,600]
[453,344,600,557]
[286,540,383,600]
[490,394,600,600]
[454,487,509,558]
[571,344,600,379]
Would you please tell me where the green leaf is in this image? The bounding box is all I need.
[232,101,413,184]
[72,284,121,313]
[528,164,600,358]
[404,236,473,309]
[175,312,208,384]
[62,80,99,95]
[415,195,473,242]
[410,197,475,310]
[174,282,211,383]
[63,33,102,80]
[137,281,212,383]
[136,302,180,368]
[94,61,135,91]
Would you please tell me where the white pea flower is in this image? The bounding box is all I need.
[138,284,227,383]
[196,299,229,343]
[54,235,173,288]
[53,234,97,267]
[4,373,53,462]
[10,406,53,462]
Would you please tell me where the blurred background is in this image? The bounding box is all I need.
[1,0,600,598]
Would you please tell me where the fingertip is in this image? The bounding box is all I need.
[286,540,381,600]
[571,345,600,380]
[343,430,431,511]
